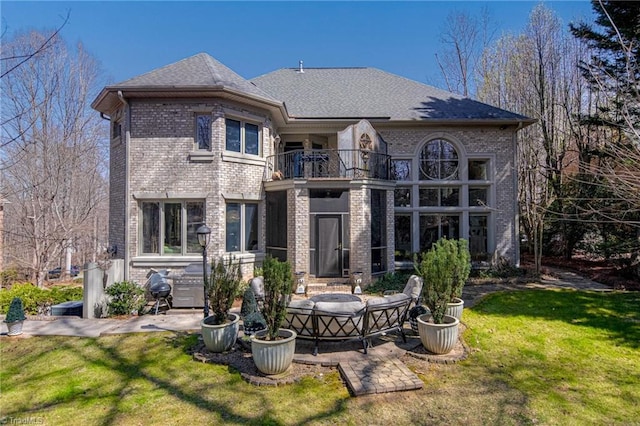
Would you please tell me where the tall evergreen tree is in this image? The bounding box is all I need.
[570,0,640,129]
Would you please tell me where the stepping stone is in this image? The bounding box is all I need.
[338,357,423,396]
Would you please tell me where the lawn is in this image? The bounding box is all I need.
[1,289,638,425]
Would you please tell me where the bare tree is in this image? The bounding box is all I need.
[1,30,108,286]
[477,5,584,273]
[435,7,495,97]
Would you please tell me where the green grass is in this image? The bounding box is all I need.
[1,289,638,425]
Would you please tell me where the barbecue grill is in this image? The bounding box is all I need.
[146,269,172,315]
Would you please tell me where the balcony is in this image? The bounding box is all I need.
[265,149,390,182]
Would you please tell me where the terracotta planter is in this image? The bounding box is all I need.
[5,320,24,336]
[251,328,297,375]
[446,298,464,321]
[416,313,459,354]
[201,313,240,353]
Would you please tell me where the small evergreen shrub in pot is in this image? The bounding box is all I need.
[250,256,297,375]
[201,257,243,353]
[4,297,27,336]
[414,238,471,354]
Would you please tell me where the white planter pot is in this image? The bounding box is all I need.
[6,320,24,336]
[417,314,460,355]
[251,328,297,375]
[446,298,464,321]
[201,313,240,353]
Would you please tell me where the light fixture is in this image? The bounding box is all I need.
[351,271,363,294]
[196,224,211,318]
[295,272,306,295]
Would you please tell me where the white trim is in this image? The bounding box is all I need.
[189,151,215,162]
[131,256,202,268]
[221,151,265,166]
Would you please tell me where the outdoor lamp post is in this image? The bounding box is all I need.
[196,224,211,318]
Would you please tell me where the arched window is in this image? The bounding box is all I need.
[419,139,458,180]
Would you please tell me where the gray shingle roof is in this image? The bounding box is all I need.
[109,53,278,102]
[251,67,528,121]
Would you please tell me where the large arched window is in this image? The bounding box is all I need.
[419,139,458,180]
[393,135,494,263]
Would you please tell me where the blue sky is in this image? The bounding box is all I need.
[2,1,595,90]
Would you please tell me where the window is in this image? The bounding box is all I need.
[266,191,287,260]
[469,187,488,206]
[419,139,458,180]
[195,114,212,150]
[141,200,204,255]
[419,187,460,207]
[226,118,260,155]
[394,187,411,207]
[371,189,387,273]
[112,121,122,139]
[226,202,259,252]
[469,215,488,260]
[394,214,411,261]
[469,160,489,180]
[393,137,494,260]
[419,214,460,252]
[391,159,412,181]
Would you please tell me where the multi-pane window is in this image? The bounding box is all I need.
[225,118,260,155]
[394,139,494,261]
[195,114,212,150]
[419,139,458,180]
[226,202,259,252]
[141,200,204,255]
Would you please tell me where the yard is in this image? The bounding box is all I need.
[1,289,638,425]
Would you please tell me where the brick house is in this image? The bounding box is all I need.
[92,53,533,289]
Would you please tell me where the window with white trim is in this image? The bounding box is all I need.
[141,200,204,255]
[226,202,259,252]
[225,118,260,156]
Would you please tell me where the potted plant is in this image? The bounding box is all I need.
[414,238,471,354]
[250,256,297,375]
[200,256,243,353]
[4,297,27,336]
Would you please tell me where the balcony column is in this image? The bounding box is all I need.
[303,139,311,179]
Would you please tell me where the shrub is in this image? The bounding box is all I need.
[206,257,242,325]
[415,238,471,323]
[105,281,145,316]
[4,297,26,323]
[261,256,293,341]
[364,271,413,295]
[0,283,82,315]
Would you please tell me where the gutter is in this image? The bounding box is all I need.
[118,91,131,281]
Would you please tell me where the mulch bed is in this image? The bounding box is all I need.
[190,340,335,386]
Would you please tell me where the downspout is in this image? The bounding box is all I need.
[118,91,131,281]
[513,121,524,268]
